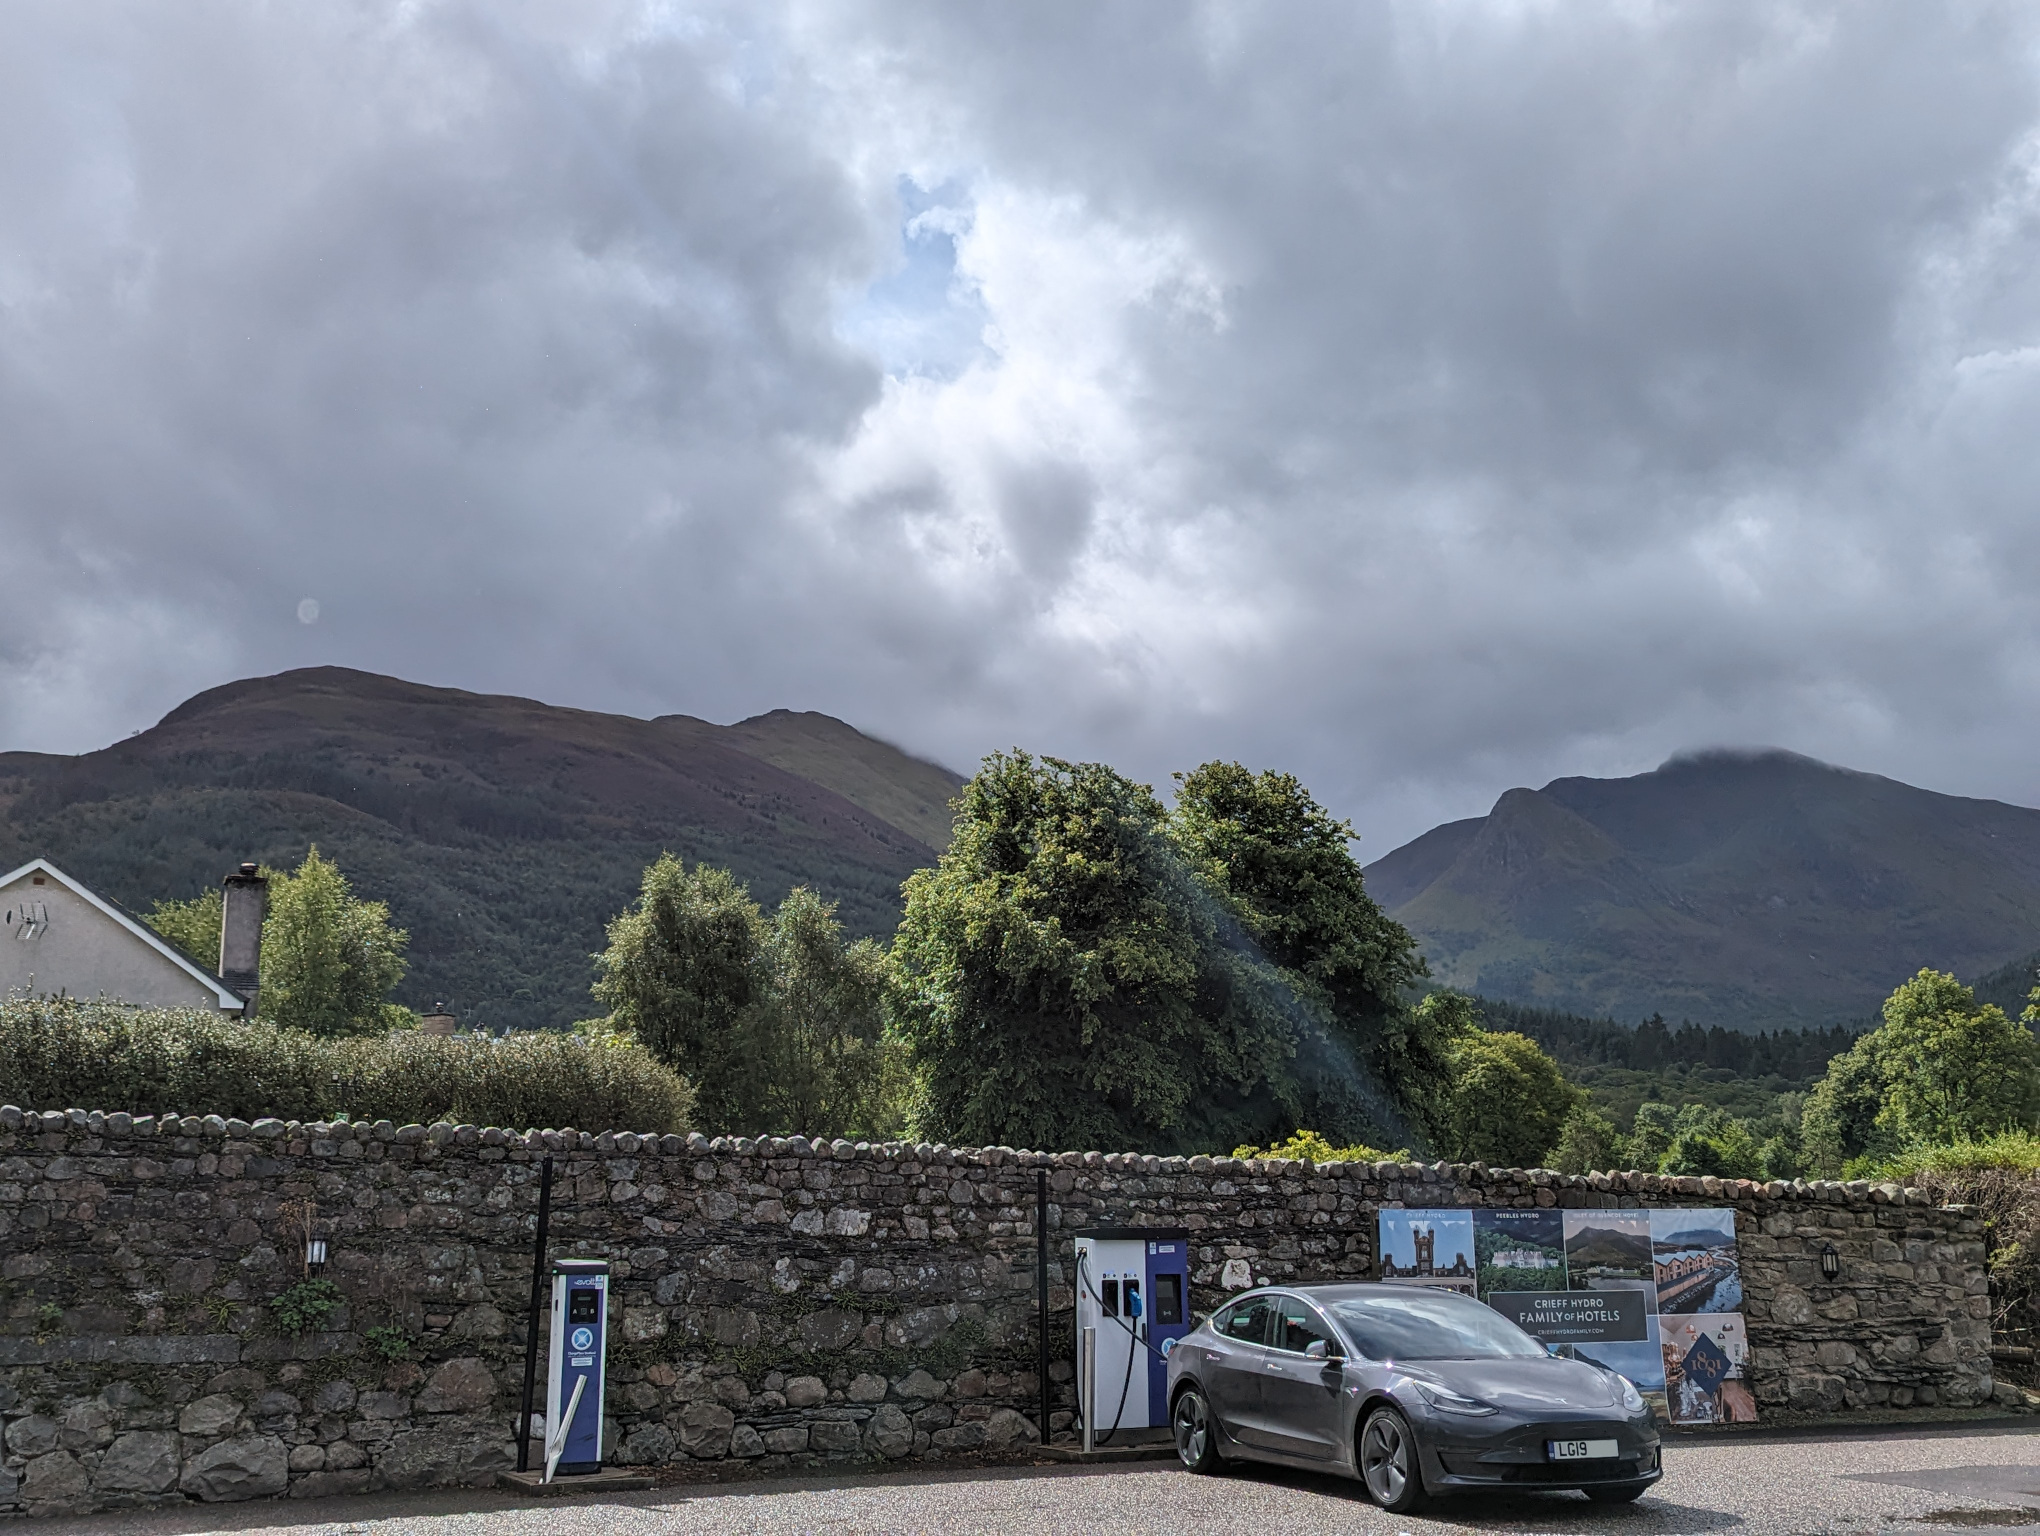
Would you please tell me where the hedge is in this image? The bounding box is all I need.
[0,997,693,1132]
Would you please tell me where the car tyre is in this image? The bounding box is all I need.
[1585,1480,1653,1504]
[1172,1385,1224,1474]
[1359,1405,1429,1513]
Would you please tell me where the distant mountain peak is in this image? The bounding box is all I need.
[1652,746,1858,777]
[1369,754,2040,1029]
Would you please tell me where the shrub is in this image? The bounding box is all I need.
[1230,1128,1403,1162]
[0,997,692,1132]
[1872,1133,2040,1358]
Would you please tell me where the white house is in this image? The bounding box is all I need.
[0,858,249,1014]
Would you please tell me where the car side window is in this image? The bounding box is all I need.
[1219,1298,1273,1345]
[1270,1296,1335,1355]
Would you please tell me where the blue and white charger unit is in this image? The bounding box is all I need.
[1073,1227,1193,1433]
[544,1258,609,1480]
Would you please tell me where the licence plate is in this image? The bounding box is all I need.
[1547,1438,1619,1461]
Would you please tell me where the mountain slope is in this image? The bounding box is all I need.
[0,668,965,1029]
[1368,750,2040,1028]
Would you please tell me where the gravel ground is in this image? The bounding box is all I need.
[35,1424,2040,1536]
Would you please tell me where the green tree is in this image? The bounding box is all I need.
[890,751,1313,1154]
[594,859,912,1138]
[1549,1104,1624,1175]
[1626,1102,1679,1170]
[1802,970,2039,1176]
[1436,1029,1578,1167]
[144,890,222,970]
[747,887,906,1139]
[1168,762,1441,1142]
[1800,1040,1888,1177]
[593,856,764,1130]
[1658,1107,1764,1180]
[1872,970,2038,1145]
[259,848,410,1036]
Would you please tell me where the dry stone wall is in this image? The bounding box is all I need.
[0,1103,2000,1518]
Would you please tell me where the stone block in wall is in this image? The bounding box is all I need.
[4,1415,59,1457]
[415,1358,495,1414]
[676,1402,735,1459]
[91,1430,179,1495]
[22,1450,92,1514]
[864,1404,913,1458]
[179,1433,289,1501]
[809,1420,862,1453]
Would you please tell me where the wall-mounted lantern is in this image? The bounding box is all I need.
[305,1238,328,1277]
[1819,1244,1840,1281]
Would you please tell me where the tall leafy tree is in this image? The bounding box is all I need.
[1802,969,2039,1176]
[594,857,906,1137]
[891,751,1311,1154]
[593,856,763,1129]
[259,848,410,1036]
[144,890,223,970]
[1434,1028,1577,1167]
[1870,970,2037,1144]
[747,887,904,1138]
[1168,763,1444,1144]
[1799,1041,1889,1177]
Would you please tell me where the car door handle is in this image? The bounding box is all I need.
[1203,1350,1222,1363]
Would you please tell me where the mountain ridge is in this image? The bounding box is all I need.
[1369,748,2040,1029]
[0,667,965,1029]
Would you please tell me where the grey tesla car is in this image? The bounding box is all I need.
[1165,1283,1661,1512]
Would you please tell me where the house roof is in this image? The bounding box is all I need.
[0,857,247,1012]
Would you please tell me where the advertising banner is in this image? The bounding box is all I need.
[1378,1205,1750,1424]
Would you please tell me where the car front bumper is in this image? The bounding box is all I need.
[1419,1414,1662,1490]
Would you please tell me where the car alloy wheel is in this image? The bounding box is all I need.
[1173,1387,1222,1473]
[1360,1406,1428,1512]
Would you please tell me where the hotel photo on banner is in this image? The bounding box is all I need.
[1378,1207,1756,1425]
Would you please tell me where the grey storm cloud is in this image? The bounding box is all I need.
[3,1,2039,853]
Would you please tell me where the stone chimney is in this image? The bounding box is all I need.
[219,862,267,1014]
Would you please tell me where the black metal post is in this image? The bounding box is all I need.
[515,1155,554,1472]
[1037,1167,1051,1445]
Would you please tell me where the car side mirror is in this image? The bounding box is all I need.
[1305,1339,1340,1366]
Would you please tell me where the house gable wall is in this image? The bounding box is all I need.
[0,869,225,1011]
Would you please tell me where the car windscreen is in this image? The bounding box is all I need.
[1327,1291,1547,1360]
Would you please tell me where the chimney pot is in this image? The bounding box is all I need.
[219,863,268,1015]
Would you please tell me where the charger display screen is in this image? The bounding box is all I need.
[1153,1273,1183,1325]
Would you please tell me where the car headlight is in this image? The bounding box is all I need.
[1411,1380,1497,1416]
[1612,1373,1645,1414]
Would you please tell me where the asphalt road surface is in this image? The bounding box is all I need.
[40,1424,2040,1536]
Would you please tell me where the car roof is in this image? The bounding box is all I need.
[1225,1282,1475,1303]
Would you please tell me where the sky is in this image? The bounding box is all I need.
[4,1,2040,855]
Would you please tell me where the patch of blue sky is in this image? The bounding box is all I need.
[837,178,992,381]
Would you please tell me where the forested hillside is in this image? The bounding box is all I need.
[0,669,962,1030]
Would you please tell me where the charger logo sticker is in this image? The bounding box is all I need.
[1160,1336,1176,1358]
[571,1326,594,1351]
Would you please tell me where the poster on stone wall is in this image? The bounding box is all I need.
[1474,1208,1566,1297]
[1377,1208,1478,1294]
[1377,1206,1752,1425]
[1651,1208,1744,1314]
[1660,1313,1758,1423]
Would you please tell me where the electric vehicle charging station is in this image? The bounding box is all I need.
[544,1258,609,1481]
[1073,1227,1193,1443]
